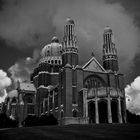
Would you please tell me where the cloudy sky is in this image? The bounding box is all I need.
[0,0,140,113]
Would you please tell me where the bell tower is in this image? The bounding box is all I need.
[102,26,118,72]
[62,18,78,67]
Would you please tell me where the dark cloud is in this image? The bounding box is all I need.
[0,0,139,84]
[107,0,140,27]
[0,0,57,49]
[0,39,32,71]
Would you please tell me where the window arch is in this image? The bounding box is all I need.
[84,75,106,89]
[12,97,17,103]
[72,109,78,117]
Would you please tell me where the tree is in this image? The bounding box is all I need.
[0,113,18,128]
[127,110,140,123]
[23,114,58,127]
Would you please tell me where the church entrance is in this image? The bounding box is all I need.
[111,100,118,123]
[88,101,95,124]
[98,100,108,123]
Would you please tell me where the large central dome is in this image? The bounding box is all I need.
[40,36,62,65]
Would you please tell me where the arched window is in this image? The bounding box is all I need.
[12,97,17,103]
[111,99,118,123]
[84,75,106,89]
[47,50,50,56]
[73,109,78,117]
[26,96,33,104]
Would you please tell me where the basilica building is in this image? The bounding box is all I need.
[6,18,127,125]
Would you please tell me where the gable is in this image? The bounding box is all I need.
[82,57,106,73]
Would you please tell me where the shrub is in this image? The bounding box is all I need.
[23,114,58,127]
[23,115,39,127]
[39,114,58,125]
[0,113,18,128]
[127,110,140,123]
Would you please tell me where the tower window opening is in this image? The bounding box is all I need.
[55,60,57,64]
[58,60,61,65]
[47,50,50,56]
[51,60,54,64]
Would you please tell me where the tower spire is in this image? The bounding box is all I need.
[102,26,118,72]
[62,18,78,67]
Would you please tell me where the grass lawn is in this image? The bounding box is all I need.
[0,124,140,140]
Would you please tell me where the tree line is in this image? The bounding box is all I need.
[0,110,140,128]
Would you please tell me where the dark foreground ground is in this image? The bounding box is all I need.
[0,124,140,140]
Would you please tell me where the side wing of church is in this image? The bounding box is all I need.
[5,18,127,125]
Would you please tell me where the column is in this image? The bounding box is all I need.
[6,102,10,116]
[53,90,55,114]
[19,103,24,127]
[43,99,45,114]
[48,91,50,114]
[95,85,99,124]
[124,97,127,123]
[118,97,122,123]
[83,88,88,117]
[95,98,99,124]
[34,94,37,116]
[85,91,88,118]
[107,97,112,123]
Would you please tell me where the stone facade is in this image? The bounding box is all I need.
[6,18,127,125]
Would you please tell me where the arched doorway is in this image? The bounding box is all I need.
[73,109,78,117]
[98,100,108,123]
[111,99,118,123]
[88,101,95,124]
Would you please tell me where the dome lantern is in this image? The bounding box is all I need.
[66,17,75,25]
[51,36,59,43]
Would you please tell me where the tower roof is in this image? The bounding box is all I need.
[65,63,72,68]
[66,17,75,25]
[104,26,112,33]
[51,36,59,43]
